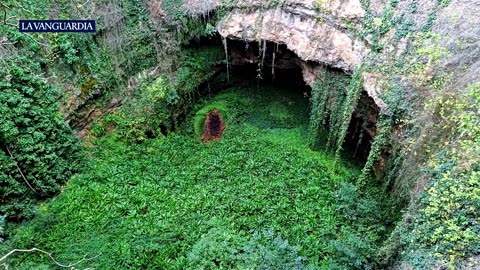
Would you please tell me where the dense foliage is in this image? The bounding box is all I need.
[0,59,83,222]
[2,87,398,269]
[91,46,224,142]
[308,67,350,150]
[0,215,5,243]
[2,0,477,268]
[401,83,480,268]
[308,67,365,163]
[0,0,162,224]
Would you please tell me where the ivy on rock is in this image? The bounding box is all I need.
[0,58,84,222]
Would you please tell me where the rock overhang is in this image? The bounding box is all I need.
[217,8,368,72]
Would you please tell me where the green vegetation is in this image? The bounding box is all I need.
[0,58,83,223]
[307,67,364,161]
[333,68,364,159]
[360,13,478,268]
[0,215,5,243]
[90,46,224,143]
[358,0,451,51]
[2,88,398,269]
[1,0,477,269]
[308,67,350,150]
[0,0,222,233]
[401,83,480,268]
[0,0,161,226]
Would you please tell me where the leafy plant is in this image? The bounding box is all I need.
[186,225,246,269]
[3,87,395,269]
[404,83,480,267]
[236,230,308,270]
[0,58,84,222]
[308,67,350,149]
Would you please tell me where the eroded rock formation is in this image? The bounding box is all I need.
[213,0,387,108]
[217,2,368,71]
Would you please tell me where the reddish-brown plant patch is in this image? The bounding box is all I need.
[201,110,226,142]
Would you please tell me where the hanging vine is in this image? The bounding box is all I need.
[271,43,278,81]
[326,81,348,150]
[308,65,353,150]
[222,36,230,82]
[261,39,267,69]
[256,39,266,82]
[359,116,394,183]
[308,66,329,147]
[333,67,364,158]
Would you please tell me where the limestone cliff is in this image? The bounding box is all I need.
[208,0,480,113]
[217,0,367,71]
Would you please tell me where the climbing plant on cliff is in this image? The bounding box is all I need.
[402,82,480,268]
[0,58,84,223]
[359,116,393,183]
[92,46,224,142]
[308,67,363,159]
[333,67,364,158]
[308,67,350,150]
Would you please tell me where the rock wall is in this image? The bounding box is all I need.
[433,0,480,88]
[217,0,368,71]
[210,0,480,112]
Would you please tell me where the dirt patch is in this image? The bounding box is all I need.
[201,110,226,142]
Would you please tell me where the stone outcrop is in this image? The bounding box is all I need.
[214,0,379,105]
[217,5,368,71]
[362,73,387,111]
[212,0,480,113]
[433,0,480,89]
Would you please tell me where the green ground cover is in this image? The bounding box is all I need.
[2,87,398,269]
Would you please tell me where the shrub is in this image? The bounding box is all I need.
[186,227,309,270]
[335,182,383,224]
[0,59,84,222]
[144,76,179,106]
[186,226,245,269]
[236,230,309,270]
[330,227,375,269]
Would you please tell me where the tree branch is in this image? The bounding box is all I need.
[5,145,37,194]
[1,2,9,26]
[0,248,101,269]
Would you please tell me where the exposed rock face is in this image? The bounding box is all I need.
[214,0,387,106]
[433,0,480,88]
[217,2,368,71]
[182,0,220,16]
[298,61,322,87]
[362,73,387,111]
[212,0,479,106]
[226,0,365,19]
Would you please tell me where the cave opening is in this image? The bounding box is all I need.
[188,35,379,163]
[343,93,380,162]
[188,35,311,95]
[226,39,310,95]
